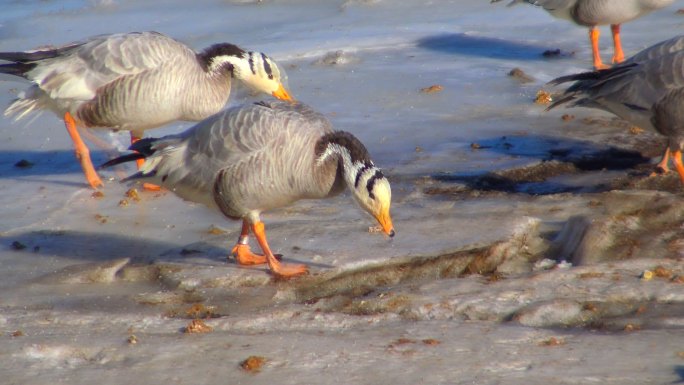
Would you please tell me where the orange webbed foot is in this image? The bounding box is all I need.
[650,167,670,177]
[650,164,670,176]
[650,149,671,176]
[250,220,308,278]
[232,244,268,265]
[671,150,684,186]
[270,262,309,279]
[83,165,104,189]
[133,157,162,191]
[142,183,162,191]
[593,62,611,71]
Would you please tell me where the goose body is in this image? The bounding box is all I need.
[0,31,292,188]
[549,36,684,184]
[492,0,675,69]
[500,0,673,25]
[130,101,345,212]
[550,35,684,129]
[102,101,395,278]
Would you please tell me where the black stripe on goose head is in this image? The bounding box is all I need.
[365,169,384,200]
[197,43,247,73]
[354,162,373,188]
[315,131,373,165]
[261,52,274,79]
[248,53,256,75]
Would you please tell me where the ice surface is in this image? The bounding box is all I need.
[1,0,683,384]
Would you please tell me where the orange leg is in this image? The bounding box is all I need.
[251,221,308,278]
[130,133,161,191]
[231,219,268,265]
[651,148,671,176]
[63,112,103,189]
[610,24,625,64]
[589,27,610,70]
[672,149,684,186]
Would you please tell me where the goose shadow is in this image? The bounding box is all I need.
[0,148,140,187]
[0,149,111,177]
[674,365,684,384]
[1,229,332,268]
[2,230,218,263]
[416,33,567,61]
[431,134,650,194]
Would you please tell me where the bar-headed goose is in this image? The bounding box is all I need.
[0,31,292,189]
[548,35,684,185]
[492,0,675,69]
[101,101,395,278]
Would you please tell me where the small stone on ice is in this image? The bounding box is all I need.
[184,319,213,334]
[534,89,552,104]
[240,355,266,372]
[14,159,34,168]
[420,84,443,93]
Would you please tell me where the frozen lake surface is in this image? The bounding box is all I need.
[1,1,684,384]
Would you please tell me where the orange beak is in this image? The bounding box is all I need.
[374,210,395,238]
[272,84,293,102]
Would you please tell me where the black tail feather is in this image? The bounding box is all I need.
[128,137,158,156]
[0,45,82,77]
[546,94,577,111]
[548,63,639,87]
[98,153,147,170]
[0,50,56,62]
[0,44,80,63]
[623,103,649,112]
[99,136,161,171]
[0,62,36,77]
[547,71,599,86]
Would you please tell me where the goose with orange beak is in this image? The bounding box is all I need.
[101,101,394,278]
[548,35,684,186]
[492,0,674,70]
[0,31,292,189]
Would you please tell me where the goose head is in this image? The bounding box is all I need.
[201,43,293,101]
[317,131,395,237]
[351,167,395,238]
